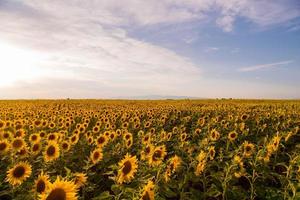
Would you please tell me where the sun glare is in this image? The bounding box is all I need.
[0,42,44,87]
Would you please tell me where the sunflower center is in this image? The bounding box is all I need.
[122,161,132,175]
[97,137,105,144]
[125,135,130,140]
[36,180,46,193]
[245,146,252,152]
[142,191,151,200]
[93,152,100,160]
[153,150,162,161]
[32,135,37,141]
[33,144,40,151]
[13,166,25,178]
[13,139,23,148]
[47,146,56,156]
[48,135,55,140]
[0,142,7,151]
[46,188,66,200]
[71,136,76,142]
[62,143,68,149]
[145,147,151,154]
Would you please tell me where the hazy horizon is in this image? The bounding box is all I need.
[0,0,300,99]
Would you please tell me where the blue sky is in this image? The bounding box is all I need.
[0,0,299,99]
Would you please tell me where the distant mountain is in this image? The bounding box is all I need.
[111,95,203,100]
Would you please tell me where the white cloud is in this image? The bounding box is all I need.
[0,0,202,98]
[204,47,220,52]
[238,60,293,72]
[216,15,235,32]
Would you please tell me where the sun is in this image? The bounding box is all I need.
[0,41,44,87]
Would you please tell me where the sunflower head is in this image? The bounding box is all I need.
[90,148,103,164]
[149,145,167,166]
[140,180,155,200]
[210,129,220,141]
[34,172,50,194]
[95,134,108,148]
[73,172,87,188]
[44,141,60,162]
[31,142,42,155]
[208,146,216,160]
[0,139,10,154]
[47,133,57,141]
[40,176,78,200]
[29,133,41,143]
[11,137,26,151]
[61,141,71,152]
[228,131,238,141]
[6,161,32,186]
[117,153,138,184]
[142,133,151,145]
[243,141,255,158]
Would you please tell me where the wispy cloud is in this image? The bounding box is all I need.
[204,47,220,52]
[238,60,293,72]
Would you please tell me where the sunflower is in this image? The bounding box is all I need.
[48,122,56,129]
[39,131,46,138]
[34,172,50,194]
[243,141,255,158]
[95,134,108,148]
[168,155,181,173]
[16,146,29,158]
[90,148,103,164]
[140,180,155,200]
[194,128,201,136]
[233,155,245,178]
[44,141,60,162]
[92,126,100,133]
[164,168,172,182]
[208,146,216,160]
[29,133,41,143]
[195,160,206,176]
[87,136,94,145]
[116,129,122,136]
[6,161,32,186]
[0,120,5,129]
[228,131,238,141]
[73,172,87,188]
[0,139,10,154]
[125,138,133,148]
[31,142,42,155]
[40,176,78,200]
[209,129,220,141]
[123,132,132,141]
[166,132,172,141]
[70,134,79,145]
[272,133,281,151]
[117,153,138,184]
[141,144,154,160]
[240,114,249,121]
[180,133,187,142]
[11,137,26,151]
[149,145,167,166]
[47,133,57,141]
[1,131,12,140]
[61,141,71,152]
[142,133,151,145]
[109,131,116,141]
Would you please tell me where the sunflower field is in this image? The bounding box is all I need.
[0,99,300,200]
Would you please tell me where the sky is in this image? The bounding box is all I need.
[0,0,299,99]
